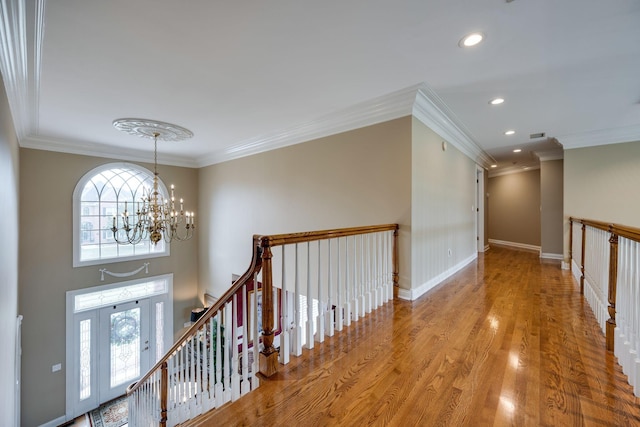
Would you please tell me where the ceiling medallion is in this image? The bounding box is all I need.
[112,118,194,142]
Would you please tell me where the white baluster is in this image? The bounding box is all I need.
[326,238,335,337]
[317,240,325,343]
[351,235,360,322]
[241,283,250,395]
[223,301,232,404]
[209,312,220,407]
[373,232,380,309]
[195,329,202,415]
[365,233,372,314]
[189,335,196,417]
[279,245,291,365]
[344,237,352,327]
[293,243,303,356]
[306,241,314,349]
[251,273,260,390]
[231,294,241,401]
[358,234,365,319]
[336,237,344,332]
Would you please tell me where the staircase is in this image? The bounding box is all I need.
[127,224,399,426]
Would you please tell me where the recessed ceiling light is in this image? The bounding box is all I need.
[489,98,505,105]
[459,32,484,48]
[491,164,498,168]
[513,149,522,153]
[504,130,515,135]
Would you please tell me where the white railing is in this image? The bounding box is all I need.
[128,279,262,427]
[570,218,640,397]
[583,226,609,333]
[128,224,398,426]
[272,230,395,362]
[615,236,640,396]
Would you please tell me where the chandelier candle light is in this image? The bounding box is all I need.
[111,118,195,245]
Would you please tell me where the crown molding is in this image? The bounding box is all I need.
[535,150,564,161]
[197,84,424,167]
[0,0,29,140]
[16,79,494,170]
[412,85,494,168]
[31,0,45,133]
[488,165,540,178]
[0,0,44,140]
[21,135,199,168]
[198,82,494,168]
[558,124,640,150]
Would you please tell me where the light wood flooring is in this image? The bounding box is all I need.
[183,247,640,426]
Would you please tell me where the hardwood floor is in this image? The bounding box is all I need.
[183,247,640,426]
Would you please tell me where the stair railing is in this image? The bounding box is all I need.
[127,224,399,426]
[127,236,264,427]
[570,217,640,396]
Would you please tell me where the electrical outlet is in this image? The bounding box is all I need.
[52,363,62,372]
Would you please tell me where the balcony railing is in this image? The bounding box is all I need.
[570,217,640,396]
[127,223,399,426]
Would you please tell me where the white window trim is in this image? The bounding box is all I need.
[72,162,171,267]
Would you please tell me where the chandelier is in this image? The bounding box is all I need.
[111,118,195,245]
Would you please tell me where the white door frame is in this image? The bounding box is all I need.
[65,274,173,421]
[476,166,486,252]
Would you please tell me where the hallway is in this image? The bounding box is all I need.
[184,247,640,426]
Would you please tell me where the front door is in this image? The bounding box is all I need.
[99,299,150,403]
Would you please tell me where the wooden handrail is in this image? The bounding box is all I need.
[127,236,264,396]
[570,217,640,243]
[259,224,399,247]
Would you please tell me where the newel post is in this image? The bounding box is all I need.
[606,230,619,352]
[259,242,279,377]
[160,361,168,427]
[580,223,586,294]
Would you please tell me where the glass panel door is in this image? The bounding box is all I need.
[99,299,150,403]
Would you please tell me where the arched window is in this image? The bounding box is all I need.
[73,163,169,266]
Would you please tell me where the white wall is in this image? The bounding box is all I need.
[408,118,477,300]
[0,72,19,426]
[198,117,412,299]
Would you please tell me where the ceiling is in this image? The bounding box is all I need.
[2,0,639,174]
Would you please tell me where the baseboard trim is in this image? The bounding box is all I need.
[39,415,67,427]
[488,239,541,254]
[397,253,477,301]
[540,252,563,260]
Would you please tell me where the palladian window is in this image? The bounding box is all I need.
[73,163,169,266]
